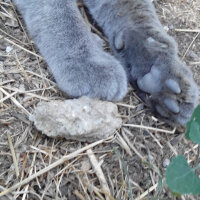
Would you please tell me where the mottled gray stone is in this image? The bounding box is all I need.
[30,97,122,142]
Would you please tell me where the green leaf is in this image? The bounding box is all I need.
[187,121,200,144]
[186,105,200,144]
[166,155,200,195]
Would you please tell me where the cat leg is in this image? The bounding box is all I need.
[13,0,127,101]
[83,0,199,125]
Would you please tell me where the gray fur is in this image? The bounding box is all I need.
[83,0,199,125]
[13,0,199,125]
[13,0,127,101]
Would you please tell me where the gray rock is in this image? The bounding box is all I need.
[29,96,122,142]
[163,158,170,168]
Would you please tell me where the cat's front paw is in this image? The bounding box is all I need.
[137,58,199,125]
[57,55,128,101]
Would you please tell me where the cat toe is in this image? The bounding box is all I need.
[155,105,168,117]
[137,65,162,94]
[165,79,181,94]
[163,98,179,114]
[114,31,124,51]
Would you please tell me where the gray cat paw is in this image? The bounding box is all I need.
[137,59,199,125]
[112,29,199,125]
[13,0,128,102]
[57,55,128,101]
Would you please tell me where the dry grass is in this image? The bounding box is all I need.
[0,0,200,199]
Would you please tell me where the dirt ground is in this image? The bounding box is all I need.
[0,0,200,199]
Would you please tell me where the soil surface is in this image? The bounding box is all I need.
[0,0,200,199]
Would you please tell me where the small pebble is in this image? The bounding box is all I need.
[136,104,144,112]
[0,56,5,61]
[164,26,169,32]
[148,154,154,162]
[6,46,13,53]
[163,158,170,167]
[143,130,149,136]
